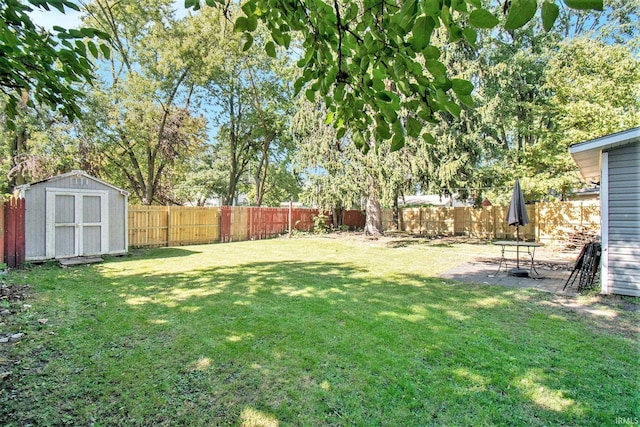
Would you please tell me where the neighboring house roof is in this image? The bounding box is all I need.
[17,170,130,196]
[569,127,640,184]
[401,194,471,207]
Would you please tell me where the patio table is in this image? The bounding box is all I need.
[493,240,545,276]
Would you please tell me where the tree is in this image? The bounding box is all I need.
[473,2,640,203]
[0,100,81,191]
[185,5,297,206]
[77,0,206,204]
[189,0,603,151]
[0,0,108,125]
[291,98,420,235]
[0,0,108,189]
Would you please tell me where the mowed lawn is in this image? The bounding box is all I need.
[1,237,638,426]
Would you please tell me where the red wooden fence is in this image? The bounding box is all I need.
[220,206,232,243]
[3,197,26,268]
[342,210,366,230]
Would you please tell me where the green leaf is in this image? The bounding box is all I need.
[451,78,474,96]
[305,88,315,102]
[448,24,463,42]
[61,1,81,12]
[406,117,422,138]
[234,16,249,32]
[265,41,276,58]
[293,77,306,95]
[424,0,441,17]
[246,15,258,32]
[457,94,474,108]
[423,45,440,59]
[445,101,462,117]
[391,133,405,151]
[409,17,434,51]
[324,111,335,125]
[425,59,446,79]
[334,83,345,101]
[87,41,99,58]
[422,132,436,144]
[504,0,537,30]
[563,0,603,10]
[469,9,499,28]
[375,121,392,140]
[241,33,253,51]
[353,131,365,149]
[380,103,398,122]
[376,91,393,103]
[541,2,560,31]
[462,28,477,47]
[99,43,110,59]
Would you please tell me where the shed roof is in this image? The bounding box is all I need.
[17,170,130,196]
[569,127,640,184]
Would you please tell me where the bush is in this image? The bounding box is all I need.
[312,214,330,234]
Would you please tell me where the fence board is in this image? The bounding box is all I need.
[342,210,365,230]
[220,206,231,242]
[3,197,25,267]
[231,207,249,242]
[0,203,4,265]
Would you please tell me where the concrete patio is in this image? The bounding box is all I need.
[440,256,581,294]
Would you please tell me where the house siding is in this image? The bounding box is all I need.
[606,142,640,296]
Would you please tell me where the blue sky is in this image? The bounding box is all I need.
[29,7,83,30]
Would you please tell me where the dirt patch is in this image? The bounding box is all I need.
[1,283,33,386]
[1,284,30,306]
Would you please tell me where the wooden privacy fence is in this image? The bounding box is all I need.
[1,197,26,267]
[128,201,599,249]
[384,201,599,243]
[129,205,327,247]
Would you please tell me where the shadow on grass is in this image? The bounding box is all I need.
[125,247,203,259]
[3,255,638,427]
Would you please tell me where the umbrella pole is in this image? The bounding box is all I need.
[516,226,520,269]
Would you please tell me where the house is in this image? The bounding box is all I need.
[400,193,472,208]
[17,170,129,261]
[569,127,640,296]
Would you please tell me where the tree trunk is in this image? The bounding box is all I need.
[332,206,343,229]
[391,194,400,231]
[10,128,28,189]
[364,197,383,237]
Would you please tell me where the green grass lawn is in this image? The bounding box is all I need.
[1,237,638,426]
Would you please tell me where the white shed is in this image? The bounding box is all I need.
[569,127,640,296]
[17,170,129,261]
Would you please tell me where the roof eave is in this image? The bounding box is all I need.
[569,127,640,184]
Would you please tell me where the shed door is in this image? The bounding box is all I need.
[46,190,109,258]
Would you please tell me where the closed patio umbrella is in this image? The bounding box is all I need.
[507,178,529,277]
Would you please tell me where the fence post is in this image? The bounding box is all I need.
[4,199,15,267]
[167,206,171,247]
[0,202,4,265]
[288,201,292,238]
[16,198,25,266]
